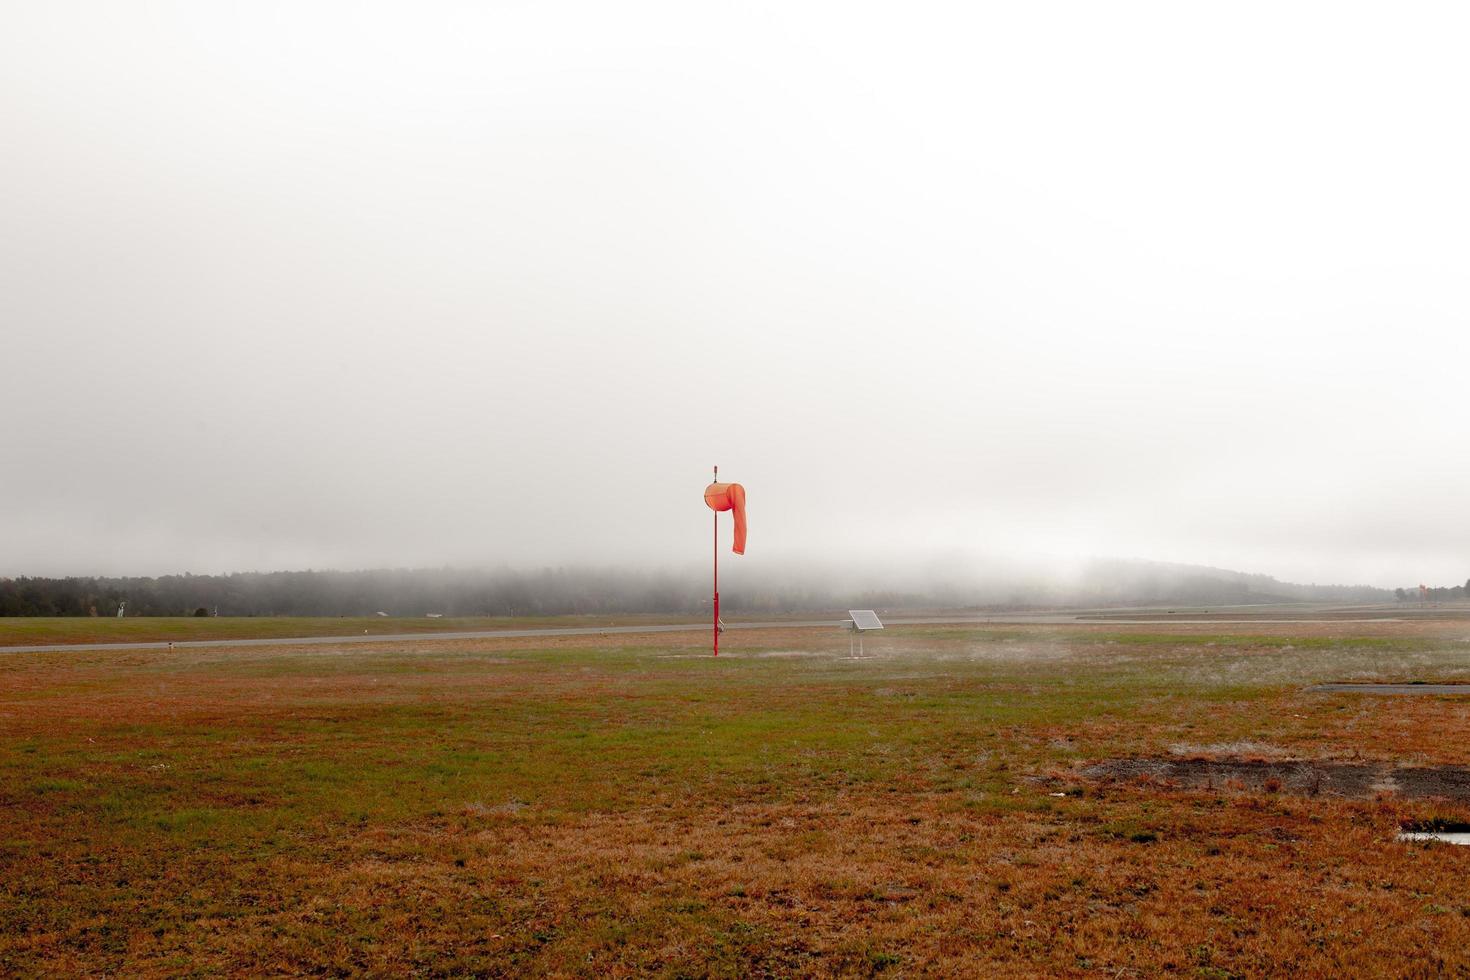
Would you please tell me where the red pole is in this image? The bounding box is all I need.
[713,464,719,656]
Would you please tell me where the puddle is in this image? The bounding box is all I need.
[1398,821,1470,845]
[1310,683,1470,696]
[1398,831,1470,845]
[1083,758,1470,800]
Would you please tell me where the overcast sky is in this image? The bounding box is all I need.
[3,2,1467,588]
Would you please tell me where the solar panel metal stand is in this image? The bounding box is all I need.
[843,610,883,659]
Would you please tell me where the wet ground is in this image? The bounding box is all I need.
[1082,758,1470,800]
[1308,683,1470,695]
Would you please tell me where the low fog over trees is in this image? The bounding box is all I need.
[0,561,1397,618]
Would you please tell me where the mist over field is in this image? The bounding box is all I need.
[4,2,1469,588]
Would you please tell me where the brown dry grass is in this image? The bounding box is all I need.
[4,619,1470,976]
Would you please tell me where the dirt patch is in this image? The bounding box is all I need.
[1083,758,1470,800]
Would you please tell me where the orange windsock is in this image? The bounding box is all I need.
[704,482,747,555]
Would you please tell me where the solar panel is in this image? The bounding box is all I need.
[848,609,884,632]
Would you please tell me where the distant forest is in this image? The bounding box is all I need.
[0,567,891,618]
[0,561,1416,617]
[0,568,710,618]
[1394,582,1470,602]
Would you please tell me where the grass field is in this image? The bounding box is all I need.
[4,618,1470,976]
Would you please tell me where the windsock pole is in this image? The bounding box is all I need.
[713,465,719,656]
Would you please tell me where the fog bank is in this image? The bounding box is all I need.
[4,3,1468,587]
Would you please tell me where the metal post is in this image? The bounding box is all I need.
[713,465,719,657]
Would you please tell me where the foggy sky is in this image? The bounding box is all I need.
[3,2,1468,588]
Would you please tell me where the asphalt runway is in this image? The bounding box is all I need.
[0,611,1422,655]
[0,620,828,655]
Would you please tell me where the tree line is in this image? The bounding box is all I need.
[0,567,951,618]
[0,568,692,618]
[1394,580,1470,602]
[0,560,1403,618]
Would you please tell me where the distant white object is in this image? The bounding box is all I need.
[426,613,443,619]
[116,601,126,619]
[375,611,389,617]
[717,617,727,634]
[842,609,883,657]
